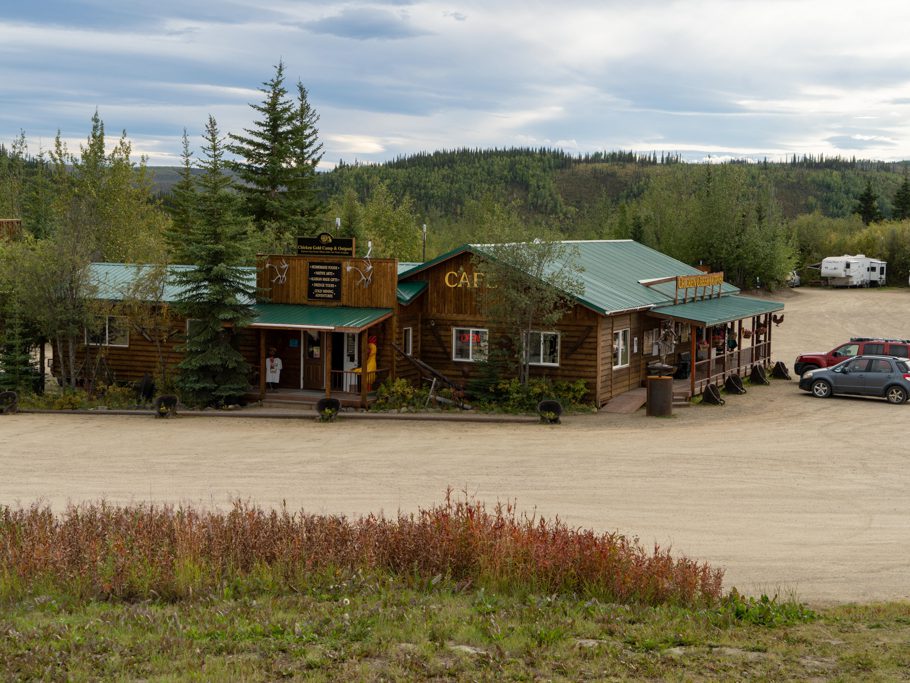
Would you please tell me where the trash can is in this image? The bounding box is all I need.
[646,375,673,417]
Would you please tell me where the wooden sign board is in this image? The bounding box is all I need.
[297,233,355,257]
[677,272,724,289]
[676,271,723,303]
[307,262,342,301]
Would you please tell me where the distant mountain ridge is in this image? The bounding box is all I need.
[149,148,910,223]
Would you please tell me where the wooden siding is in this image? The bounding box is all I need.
[401,252,607,401]
[70,313,187,386]
[410,252,485,318]
[395,304,423,385]
[598,311,650,405]
[258,255,398,309]
[414,303,601,400]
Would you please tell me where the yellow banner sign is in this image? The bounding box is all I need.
[677,272,723,289]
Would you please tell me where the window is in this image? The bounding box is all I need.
[833,343,859,358]
[870,359,892,373]
[845,358,870,373]
[526,331,560,366]
[613,329,630,369]
[402,327,413,356]
[864,343,885,355]
[86,315,129,347]
[889,344,908,358]
[452,327,488,362]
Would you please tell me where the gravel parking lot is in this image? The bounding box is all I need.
[2,287,909,604]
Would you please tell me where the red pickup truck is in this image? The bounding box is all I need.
[794,337,910,376]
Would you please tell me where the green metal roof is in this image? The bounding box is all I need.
[650,295,784,327]
[251,304,392,331]
[397,261,422,275]
[396,280,427,305]
[398,241,739,315]
[89,262,256,303]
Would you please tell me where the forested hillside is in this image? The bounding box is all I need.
[6,141,910,288]
[312,148,910,286]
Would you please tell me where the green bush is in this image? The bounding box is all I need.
[372,378,430,411]
[720,590,817,626]
[19,384,141,411]
[472,377,591,413]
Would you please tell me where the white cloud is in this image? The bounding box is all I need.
[5,1,910,164]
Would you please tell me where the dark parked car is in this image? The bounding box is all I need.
[798,355,910,404]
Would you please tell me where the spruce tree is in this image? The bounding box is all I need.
[166,129,198,262]
[173,116,256,408]
[228,62,326,250]
[288,81,326,235]
[855,180,882,225]
[893,172,910,221]
[0,292,39,394]
[228,62,297,247]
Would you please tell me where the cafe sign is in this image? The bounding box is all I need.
[675,271,724,303]
[677,272,724,289]
[297,232,355,257]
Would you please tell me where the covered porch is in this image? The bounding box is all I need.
[648,294,785,399]
[248,303,393,408]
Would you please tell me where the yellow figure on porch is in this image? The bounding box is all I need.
[353,335,378,391]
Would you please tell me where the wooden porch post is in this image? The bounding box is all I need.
[737,319,743,374]
[259,331,266,398]
[689,326,697,398]
[765,313,773,363]
[324,331,332,398]
[360,330,369,408]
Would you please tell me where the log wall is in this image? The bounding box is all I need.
[258,255,398,309]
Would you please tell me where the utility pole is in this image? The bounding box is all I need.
[422,223,427,262]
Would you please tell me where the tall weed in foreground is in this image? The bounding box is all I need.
[0,491,723,606]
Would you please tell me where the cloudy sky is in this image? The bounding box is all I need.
[3,1,910,168]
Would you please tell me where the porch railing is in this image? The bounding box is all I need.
[328,368,388,394]
[689,340,771,396]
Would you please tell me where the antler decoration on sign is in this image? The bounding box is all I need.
[346,241,373,288]
[265,258,289,285]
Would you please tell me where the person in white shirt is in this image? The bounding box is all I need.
[266,348,282,391]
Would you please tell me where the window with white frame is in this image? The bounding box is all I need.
[86,315,130,347]
[402,327,413,356]
[526,331,560,366]
[612,328,630,369]
[452,327,488,362]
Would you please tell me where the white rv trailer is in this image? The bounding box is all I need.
[820,254,886,287]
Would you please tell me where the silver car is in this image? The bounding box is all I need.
[798,355,910,404]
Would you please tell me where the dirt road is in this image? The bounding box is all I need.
[2,287,909,604]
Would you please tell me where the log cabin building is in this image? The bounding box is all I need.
[82,238,784,407]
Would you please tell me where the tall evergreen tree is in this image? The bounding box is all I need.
[166,129,198,262]
[288,81,326,234]
[228,62,325,250]
[855,180,882,225]
[0,293,38,393]
[173,116,256,407]
[893,172,910,221]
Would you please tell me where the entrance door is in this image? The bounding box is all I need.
[302,330,324,390]
[265,330,300,390]
[342,332,359,392]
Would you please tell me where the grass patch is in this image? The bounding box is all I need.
[2,494,906,679]
[0,588,907,681]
